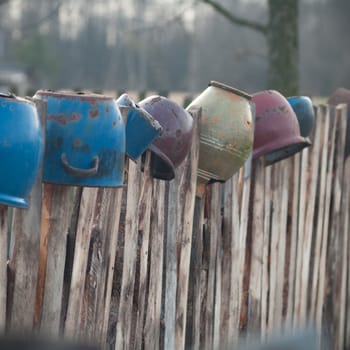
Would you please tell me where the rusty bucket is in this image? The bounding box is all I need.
[252,90,311,165]
[186,81,253,197]
[34,90,125,187]
[139,95,193,180]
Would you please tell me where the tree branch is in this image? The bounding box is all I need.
[198,0,267,34]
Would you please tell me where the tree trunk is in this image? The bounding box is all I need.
[267,0,299,96]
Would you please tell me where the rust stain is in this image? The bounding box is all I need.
[106,107,110,113]
[89,109,99,118]
[74,138,82,147]
[47,112,82,125]
[112,121,117,127]
[212,115,219,124]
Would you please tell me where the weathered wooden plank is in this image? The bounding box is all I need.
[163,176,179,350]
[133,152,153,350]
[38,184,72,336]
[315,107,336,329]
[59,187,83,334]
[173,108,200,350]
[321,105,348,350]
[285,153,301,327]
[191,196,205,350]
[224,171,245,347]
[144,179,165,350]
[277,160,290,327]
[212,183,223,350]
[294,107,322,325]
[267,162,282,333]
[64,187,98,339]
[343,156,350,350]
[310,106,331,321]
[0,205,8,332]
[8,98,45,333]
[238,162,252,337]
[293,147,309,326]
[247,158,265,336]
[261,165,271,339]
[115,160,142,349]
[100,187,123,345]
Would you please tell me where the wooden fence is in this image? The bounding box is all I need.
[0,104,349,349]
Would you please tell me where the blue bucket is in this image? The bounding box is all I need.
[287,96,315,137]
[116,94,162,161]
[35,90,125,187]
[0,93,44,208]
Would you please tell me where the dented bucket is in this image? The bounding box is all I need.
[139,95,193,180]
[0,93,44,208]
[186,81,253,197]
[252,90,311,165]
[116,93,162,161]
[34,90,125,187]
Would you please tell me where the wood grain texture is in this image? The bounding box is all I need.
[144,179,165,350]
[0,205,8,332]
[8,98,45,333]
[133,152,153,350]
[174,108,200,350]
[115,160,142,349]
[64,187,98,339]
[39,184,72,336]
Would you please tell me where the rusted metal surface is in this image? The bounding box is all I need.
[252,90,311,165]
[186,81,253,196]
[34,90,125,187]
[0,93,44,208]
[139,95,193,180]
[116,93,162,161]
[328,87,350,158]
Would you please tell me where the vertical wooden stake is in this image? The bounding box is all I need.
[164,176,179,350]
[115,160,142,349]
[8,98,45,333]
[134,152,153,350]
[174,108,200,350]
[64,187,98,339]
[0,204,8,332]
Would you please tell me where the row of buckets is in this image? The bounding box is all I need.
[1,82,348,209]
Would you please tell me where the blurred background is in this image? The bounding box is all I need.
[0,0,348,98]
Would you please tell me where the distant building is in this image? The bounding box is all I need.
[0,64,29,96]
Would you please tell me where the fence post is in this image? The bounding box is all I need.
[7,98,45,333]
[173,108,200,350]
[0,205,8,332]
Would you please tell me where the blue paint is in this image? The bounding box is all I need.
[288,96,315,137]
[35,91,125,187]
[0,94,44,208]
[116,94,162,161]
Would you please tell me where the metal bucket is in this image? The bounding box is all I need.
[139,95,193,180]
[186,81,253,196]
[34,90,125,187]
[116,93,162,161]
[287,96,315,137]
[0,93,44,208]
[252,90,311,165]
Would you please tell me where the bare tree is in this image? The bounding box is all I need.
[198,0,299,96]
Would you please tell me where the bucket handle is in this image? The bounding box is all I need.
[61,153,99,177]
